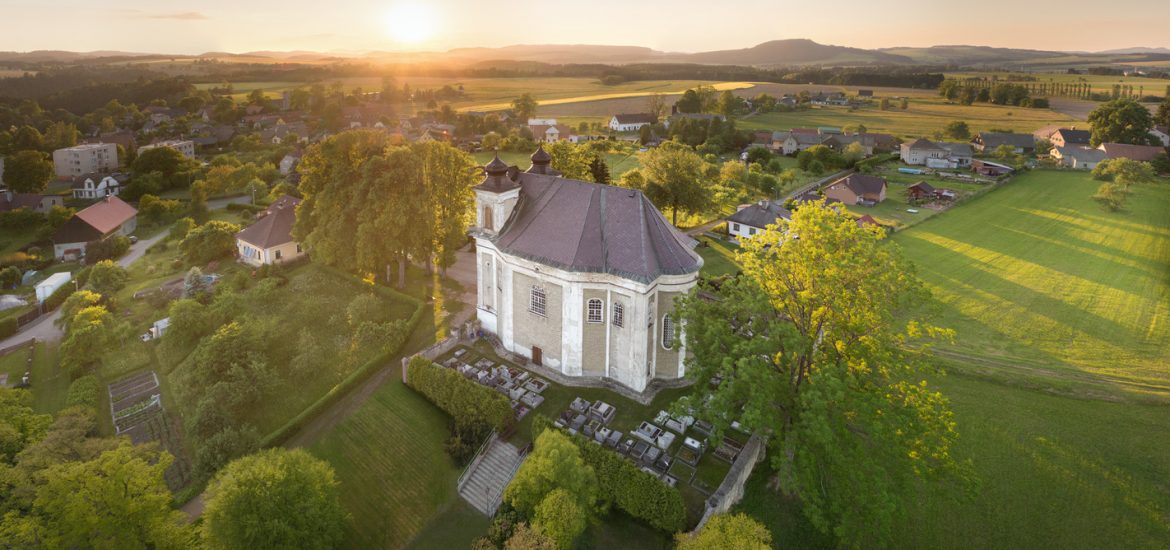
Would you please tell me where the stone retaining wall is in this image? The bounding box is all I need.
[693,433,767,531]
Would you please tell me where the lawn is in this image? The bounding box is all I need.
[695,236,740,278]
[893,169,1170,395]
[739,98,1079,140]
[736,373,1170,548]
[0,342,66,414]
[310,376,461,550]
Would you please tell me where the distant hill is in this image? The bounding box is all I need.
[682,39,913,66]
[3,40,1170,69]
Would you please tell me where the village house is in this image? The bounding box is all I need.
[900,138,949,165]
[51,196,137,260]
[529,121,574,143]
[726,200,792,240]
[1051,146,1107,170]
[608,113,656,132]
[1151,126,1169,147]
[1098,142,1164,162]
[472,146,701,393]
[822,174,887,206]
[235,195,305,267]
[972,132,1036,154]
[0,189,63,214]
[906,181,955,203]
[1049,128,1092,148]
[138,139,196,159]
[52,143,118,179]
[71,173,127,200]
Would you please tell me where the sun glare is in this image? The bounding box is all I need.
[384,2,437,44]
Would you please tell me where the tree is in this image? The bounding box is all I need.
[1091,157,1157,188]
[1088,98,1158,146]
[646,93,668,120]
[841,142,867,167]
[617,169,646,191]
[85,260,128,295]
[745,146,772,166]
[638,124,653,145]
[1092,181,1129,211]
[879,98,891,111]
[675,513,772,550]
[545,141,593,181]
[900,97,910,110]
[588,155,611,184]
[511,93,538,122]
[138,194,183,225]
[674,201,969,547]
[1155,98,1170,128]
[639,143,709,226]
[55,290,103,332]
[717,90,744,116]
[43,121,78,150]
[504,430,598,517]
[943,121,971,140]
[170,217,196,242]
[676,89,703,113]
[0,387,52,464]
[533,489,587,550]
[3,150,53,193]
[59,305,115,375]
[46,205,75,228]
[180,221,241,265]
[0,265,20,289]
[15,442,192,549]
[202,448,345,550]
[131,146,192,180]
[84,235,131,263]
[189,181,210,224]
[504,523,556,550]
[183,267,212,301]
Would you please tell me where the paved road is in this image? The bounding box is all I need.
[0,226,171,349]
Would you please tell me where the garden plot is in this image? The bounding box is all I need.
[107,371,192,490]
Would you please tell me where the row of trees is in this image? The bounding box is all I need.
[938,80,1049,108]
[293,132,477,287]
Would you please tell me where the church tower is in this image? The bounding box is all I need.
[473,153,521,236]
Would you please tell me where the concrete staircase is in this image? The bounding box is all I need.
[459,438,525,516]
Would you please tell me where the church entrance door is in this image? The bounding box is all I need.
[532,346,543,366]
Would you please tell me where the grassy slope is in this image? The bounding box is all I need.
[0,343,66,413]
[310,377,460,550]
[739,98,1078,139]
[893,170,1170,393]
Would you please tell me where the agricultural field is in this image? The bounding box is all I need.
[946,71,1170,99]
[893,169,1170,395]
[739,97,1080,140]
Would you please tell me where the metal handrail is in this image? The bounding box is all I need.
[486,442,531,516]
[456,431,497,490]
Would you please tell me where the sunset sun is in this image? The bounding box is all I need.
[384,2,437,44]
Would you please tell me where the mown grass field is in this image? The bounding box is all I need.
[0,342,66,414]
[310,377,461,550]
[739,98,1079,139]
[946,71,1170,98]
[894,170,1170,395]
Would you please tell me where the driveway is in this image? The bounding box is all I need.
[0,231,169,349]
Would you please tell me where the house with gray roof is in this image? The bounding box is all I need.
[973,132,1036,154]
[472,146,702,393]
[1051,146,1107,170]
[235,195,304,267]
[727,200,792,241]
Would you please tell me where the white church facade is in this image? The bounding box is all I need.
[471,147,702,393]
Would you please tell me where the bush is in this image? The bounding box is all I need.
[406,357,513,432]
[445,419,493,466]
[65,375,101,409]
[0,316,17,339]
[84,235,131,263]
[42,280,76,311]
[179,220,240,265]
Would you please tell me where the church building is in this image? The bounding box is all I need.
[472,147,702,393]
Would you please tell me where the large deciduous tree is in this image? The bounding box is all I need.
[674,201,970,547]
[675,513,773,550]
[638,142,709,226]
[1088,98,1158,146]
[3,150,53,193]
[511,93,538,122]
[201,448,345,550]
[179,221,241,266]
[504,430,598,518]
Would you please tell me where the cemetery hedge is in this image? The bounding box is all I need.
[405,356,513,432]
[533,415,688,533]
[0,316,16,339]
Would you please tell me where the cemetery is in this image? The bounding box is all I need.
[432,340,750,521]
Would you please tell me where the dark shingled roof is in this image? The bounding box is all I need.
[836,174,887,197]
[612,113,657,125]
[907,181,936,194]
[727,201,792,229]
[491,173,701,283]
[977,132,1035,149]
[236,195,300,249]
[1054,128,1092,145]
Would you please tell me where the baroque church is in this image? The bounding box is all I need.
[472,147,702,393]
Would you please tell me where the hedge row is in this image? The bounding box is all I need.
[226,202,266,213]
[65,375,101,409]
[405,356,513,432]
[42,279,77,312]
[258,266,425,448]
[533,415,688,532]
[0,316,17,339]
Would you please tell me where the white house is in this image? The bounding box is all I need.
[900,138,949,165]
[529,123,573,143]
[138,139,196,159]
[235,195,305,267]
[1151,126,1169,147]
[1051,146,1107,170]
[608,113,656,133]
[472,146,702,393]
[726,201,791,241]
[71,173,126,199]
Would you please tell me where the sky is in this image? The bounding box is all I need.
[2,0,1169,55]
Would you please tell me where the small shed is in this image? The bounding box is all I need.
[35,272,72,303]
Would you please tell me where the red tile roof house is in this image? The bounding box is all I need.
[235,195,305,267]
[822,174,888,206]
[51,195,137,261]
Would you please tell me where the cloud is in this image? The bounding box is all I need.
[144,11,208,20]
